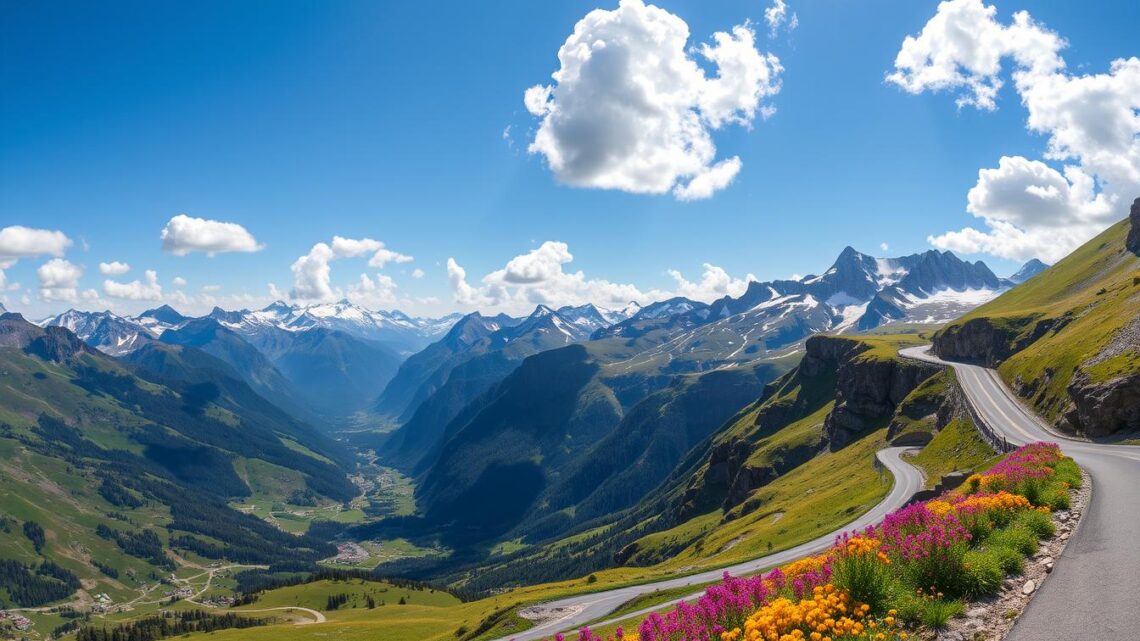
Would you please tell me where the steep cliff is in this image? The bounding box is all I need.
[1127,197,1140,254]
[824,341,941,449]
[674,334,938,521]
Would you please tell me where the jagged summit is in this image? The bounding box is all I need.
[1009,259,1049,284]
[138,304,187,324]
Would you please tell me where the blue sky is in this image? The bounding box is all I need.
[2,0,1137,318]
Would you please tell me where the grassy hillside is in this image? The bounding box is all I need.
[934,217,1140,435]
[0,316,354,613]
[373,334,931,596]
[37,329,995,641]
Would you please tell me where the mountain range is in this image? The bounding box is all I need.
[352,246,1041,550]
[0,233,1080,619]
[19,247,1038,442]
[35,301,462,424]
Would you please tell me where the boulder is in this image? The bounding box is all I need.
[1061,367,1140,436]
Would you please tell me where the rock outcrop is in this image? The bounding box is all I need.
[824,347,940,449]
[0,313,92,362]
[680,335,942,520]
[933,314,1070,367]
[1061,364,1140,437]
[1127,196,1140,254]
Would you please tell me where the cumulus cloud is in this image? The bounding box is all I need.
[411,268,425,279]
[37,258,83,302]
[889,0,1140,261]
[98,261,130,275]
[103,270,163,301]
[290,236,412,301]
[446,241,756,314]
[668,263,757,301]
[172,276,188,287]
[291,243,337,301]
[764,0,798,37]
[524,0,781,200]
[880,242,890,252]
[160,214,264,256]
[447,258,489,307]
[350,273,399,308]
[368,248,414,268]
[0,226,72,259]
[0,226,73,290]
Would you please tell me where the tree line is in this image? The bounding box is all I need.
[74,610,267,641]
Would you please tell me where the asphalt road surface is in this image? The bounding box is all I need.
[900,345,1140,640]
[494,446,924,641]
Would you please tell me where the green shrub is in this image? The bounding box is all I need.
[892,591,924,625]
[1047,490,1070,511]
[987,544,1025,574]
[1016,477,1046,507]
[832,550,898,613]
[961,550,1005,598]
[900,540,970,598]
[988,527,1038,557]
[1013,509,1055,539]
[1051,459,1082,488]
[959,511,994,543]
[921,598,964,629]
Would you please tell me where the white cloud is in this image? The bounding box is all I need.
[98,261,130,275]
[880,242,890,252]
[891,0,1140,261]
[201,284,222,293]
[350,273,399,308]
[673,157,743,201]
[172,276,188,287]
[103,270,163,301]
[447,258,488,307]
[667,263,757,301]
[329,236,381,257]
[290,242,337,301]
[368,247,414,268]
[764,0,798,37]
[411,268,425,279]
[326,236,413,268]
[446,241,756,314]
[525,0,781,200]
[0,226,73,291]
[160,214,264,256]
[290,236,412,301]
[0,226,72,259]
[37,259,83,303]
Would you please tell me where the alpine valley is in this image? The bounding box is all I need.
[6,3,1140,639]
[1,235,1087,635]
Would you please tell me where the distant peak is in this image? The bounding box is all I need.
[139,304,186,323]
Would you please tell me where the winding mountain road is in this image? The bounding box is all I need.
[900,345,1140,640]
[496,446,924,641]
